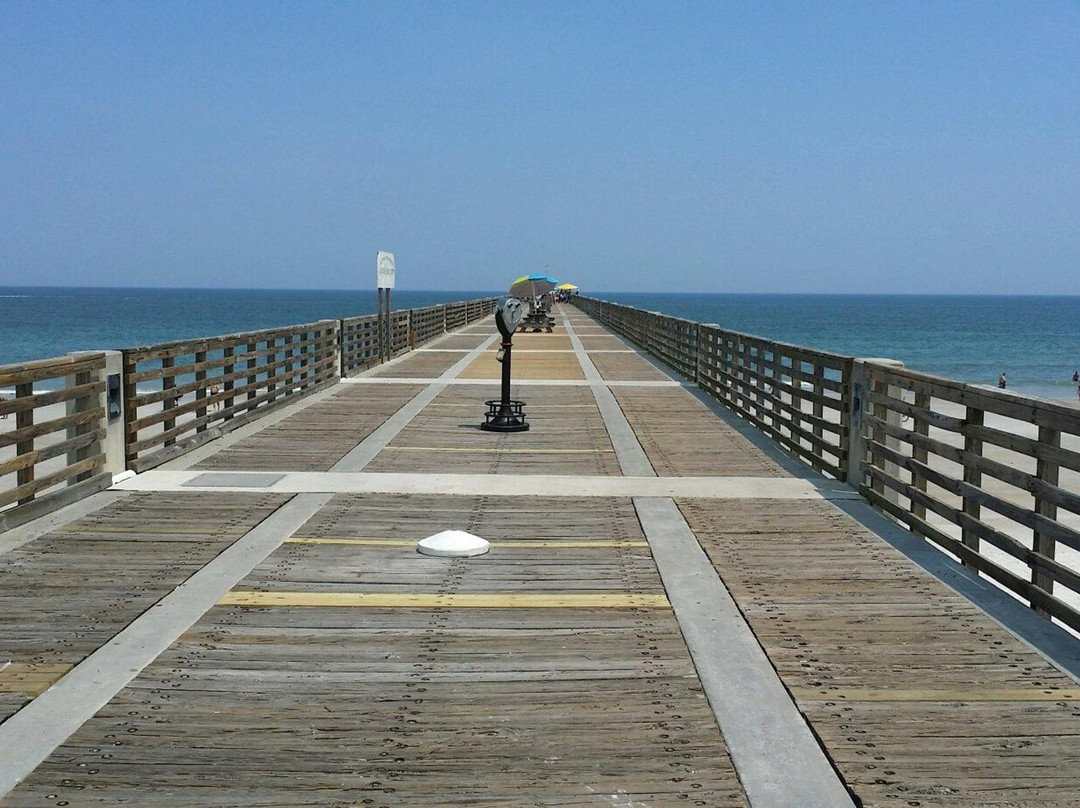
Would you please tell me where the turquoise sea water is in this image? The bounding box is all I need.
[2,287,1078,403]
[0,285,492,363]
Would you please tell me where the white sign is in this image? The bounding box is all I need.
[376,250,396,289]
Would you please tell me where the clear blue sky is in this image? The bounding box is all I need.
[1,2,1077,294]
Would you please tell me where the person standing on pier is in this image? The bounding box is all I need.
[998,372,1007,389]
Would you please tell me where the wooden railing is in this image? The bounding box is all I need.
[0,353,112,528]
[574,294,1080,632]
[0,295,497,526]
[699,326,852,480]
[575,296,853,479]
[857,362,1080,632]
[340,314,380,374]
[122,321,340,472]
[411,305,446,345]
[340,299,497,376]
[446,301,468,331]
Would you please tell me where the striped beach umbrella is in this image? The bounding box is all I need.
[508,273,559,298]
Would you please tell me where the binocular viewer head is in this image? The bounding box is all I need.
[495,296,524,339]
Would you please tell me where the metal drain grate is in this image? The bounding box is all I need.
[183,473,285,488]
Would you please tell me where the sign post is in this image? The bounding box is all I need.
[376,251,396,363]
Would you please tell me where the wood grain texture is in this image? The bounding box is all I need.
[0,491,289,724]
[7,494,748,806]
[193,384,423,471]
[679,496,1080,807]
[612,387,787,477]
[364,385,621,475]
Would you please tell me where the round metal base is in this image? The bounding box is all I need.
[481,399,529,432]
[480,417,530,432]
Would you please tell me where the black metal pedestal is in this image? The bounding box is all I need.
[480,337,529,432]
[481,398,528,432]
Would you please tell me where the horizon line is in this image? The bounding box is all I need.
[1,284,1079,298]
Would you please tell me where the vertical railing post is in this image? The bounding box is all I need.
[960,405,984,563]
[15,382,34,504]
[223,345,235,421]
[334,319,344,378]
[696,324,715,389]
[812,363,825,442]
[846,359,904,499]
[194,350,207,431]
[247,341,259,405]
[122,352,137,468]
[266,338,279,401]
[65,351,113,482]
[911,391,931,519]
[161,356,176,448]
[1032,425,1060,612]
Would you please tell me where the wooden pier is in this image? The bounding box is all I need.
[4,305,1080,806]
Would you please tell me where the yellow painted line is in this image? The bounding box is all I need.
[287,537,650,548]
[792,688,1080,702]
[0,663,72,697]
[59,525,246,536]
[220,591,670,609]
[425,403,596,408]
[383,446,615,454]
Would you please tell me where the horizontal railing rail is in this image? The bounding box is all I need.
[575,296,853,479]
[411,305,446,346]
[573,294,1080,631]
[0,295,497,528]
[699,326,852,480]
[857,362,1080,632]
[122,320,340,472]
[0,352,112,529]
[340,314,380,375]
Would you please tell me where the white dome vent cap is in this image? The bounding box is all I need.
[417,530,491,558]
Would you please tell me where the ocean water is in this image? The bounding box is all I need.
[2,287,1078,403]
[0,286,494,364]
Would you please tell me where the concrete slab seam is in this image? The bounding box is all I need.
[561,313,656,477]
[0,492,333,800]
[0,490,126,559]
[634,496,854,808]
[330,333,500,471]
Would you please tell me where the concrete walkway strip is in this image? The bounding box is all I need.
[561,313,656,477]
[330,333,499,471]
[561,307,853,806]
[340,377,686,387]
[635,496,855,808]
[115,470,829,499]
[0,492,333,800]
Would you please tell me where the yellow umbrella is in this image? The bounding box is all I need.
[555,283,578,290]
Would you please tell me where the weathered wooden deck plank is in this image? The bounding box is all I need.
[363,386,621,476]
[193,384,424,471]
[5,495,749,806]
[0,492,290,724]
[590,351,673,382]
[679,497,1080,807]
[612,386,788,477]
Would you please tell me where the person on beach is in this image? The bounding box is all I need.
[1073,370,1078,383]
[998,372,1007,389]
[209,381,221,411]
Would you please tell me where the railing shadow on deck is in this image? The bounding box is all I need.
[0,297,496,530]
[573,294,1080,635]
